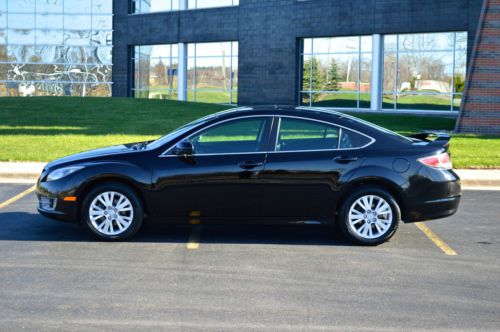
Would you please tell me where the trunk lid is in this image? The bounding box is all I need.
[408,132,451,152]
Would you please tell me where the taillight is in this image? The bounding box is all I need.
[418,152,452,170]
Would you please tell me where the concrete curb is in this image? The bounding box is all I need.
[0,162,499,187]
[0,162,45,181]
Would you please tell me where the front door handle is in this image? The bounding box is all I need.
[238,161,264,170]
[333,156,358,164]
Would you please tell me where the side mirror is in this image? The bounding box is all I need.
[173,140,194,156]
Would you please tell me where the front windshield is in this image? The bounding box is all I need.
[145,117,209,150]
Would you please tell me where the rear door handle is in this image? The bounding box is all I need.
[333,156,358,164]
[238,161,264,170]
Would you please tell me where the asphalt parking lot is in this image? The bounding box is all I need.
[0,183,499,331]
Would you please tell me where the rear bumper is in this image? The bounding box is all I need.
[403,168,461,223]
[405,194,461,222]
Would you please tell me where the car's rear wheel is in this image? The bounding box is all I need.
[339,186,400,245]
[81,183,143,241]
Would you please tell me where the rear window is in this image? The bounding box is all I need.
[341,115,413,144]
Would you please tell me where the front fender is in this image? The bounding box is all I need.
[73,161,151,202]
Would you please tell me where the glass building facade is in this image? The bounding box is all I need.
[0,0,113,97]
[0,1,469,113]
[300,32,467,112]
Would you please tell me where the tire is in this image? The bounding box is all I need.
[81,182,144,241]
[338,186,400,245]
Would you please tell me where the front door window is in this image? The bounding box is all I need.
[188,117,268,154]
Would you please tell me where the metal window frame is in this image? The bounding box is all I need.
[132,43,179,99]
[299,35,368,109]
[385,31,465,112]
[186,41,237,105]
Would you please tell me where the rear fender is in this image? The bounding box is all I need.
[339,166,410,218]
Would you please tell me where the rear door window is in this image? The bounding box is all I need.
[276,118,340,152]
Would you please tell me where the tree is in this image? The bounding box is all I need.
[302,58,322,102]
[323,58,341,91]
[454,75,465,94]
[152,59,167,86]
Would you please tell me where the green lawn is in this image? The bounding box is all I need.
[0,97,498,168]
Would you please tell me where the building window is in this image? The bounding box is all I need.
[187,41,238,104]
[188,0,239,9]
[132,0,179,13]
[132,44,178,99]
[383,32,467,111]
[0,0,113,97]
[300,36,372,108]
[131,0,239,14]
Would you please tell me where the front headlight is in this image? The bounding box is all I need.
[46,166,84,182]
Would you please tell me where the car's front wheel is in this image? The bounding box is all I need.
[81,183,143,241]
[339,186,400,245]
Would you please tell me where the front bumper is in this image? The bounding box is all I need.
[36,175,80,223]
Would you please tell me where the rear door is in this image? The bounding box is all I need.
[261,116,368,221]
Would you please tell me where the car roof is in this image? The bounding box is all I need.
[215,105,346,120]
[211,106,413,146]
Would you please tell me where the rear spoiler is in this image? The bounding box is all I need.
[407,132,451,150]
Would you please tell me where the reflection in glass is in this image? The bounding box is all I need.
[300,36,372,108]
[383,32,467,111]
[187,41,238,104]
[133,44,179,100]
[133,0,238,13]
[0,0,113,97]
[190,0,238,9]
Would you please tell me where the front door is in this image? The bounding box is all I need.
[151,116,273,222]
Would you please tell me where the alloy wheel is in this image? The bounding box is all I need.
[347,194,393,239]
[88,191,134,236]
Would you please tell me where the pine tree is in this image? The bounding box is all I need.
[302,58,322,102]
[323,58,341,91]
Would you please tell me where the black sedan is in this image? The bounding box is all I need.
[36,106,461,245]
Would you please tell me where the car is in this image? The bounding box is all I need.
[36,106,461,245]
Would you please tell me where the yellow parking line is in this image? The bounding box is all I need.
[186,226,202,250]
[415,222,457,256]
[0,185,36,210]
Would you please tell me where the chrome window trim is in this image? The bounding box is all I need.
[338,127,342,150]
[274,117,281,152]
[159,115,274,157]
[159,113,375,157]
